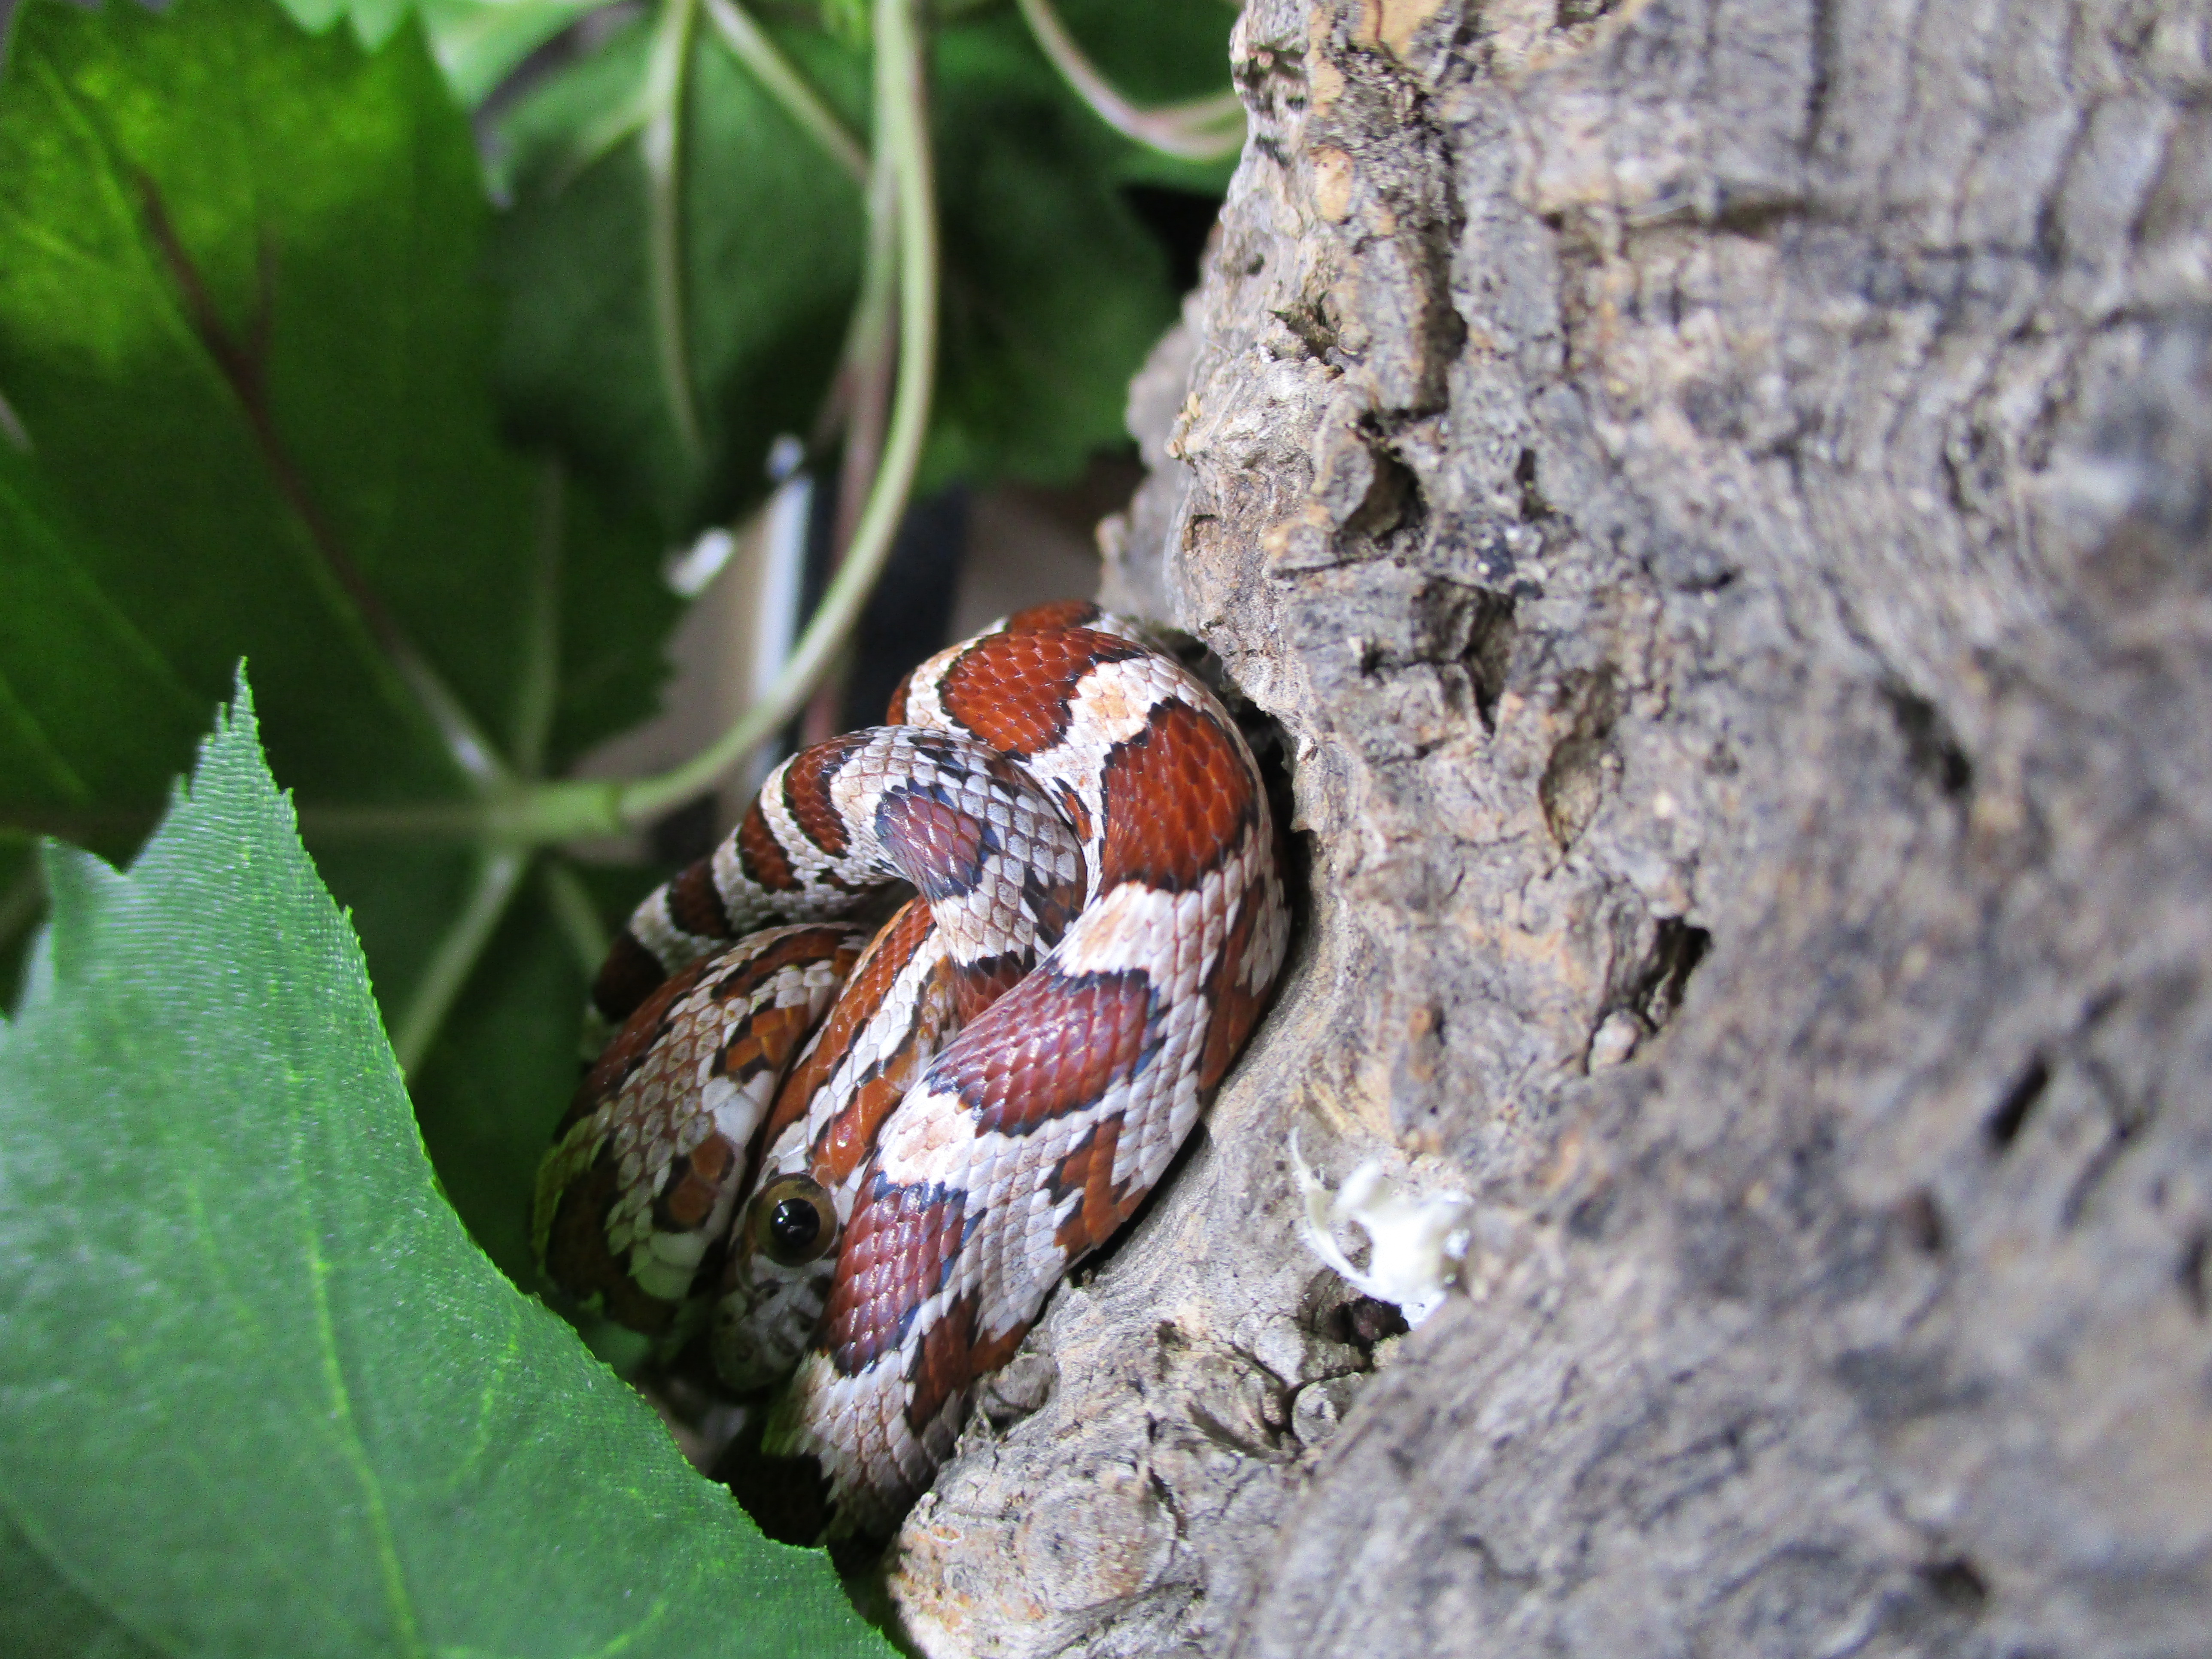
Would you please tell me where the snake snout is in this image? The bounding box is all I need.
[710,1253,831,1391]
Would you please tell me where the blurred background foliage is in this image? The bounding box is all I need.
[0,0,1237,1278]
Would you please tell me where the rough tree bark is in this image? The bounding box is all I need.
[879,2,2212,1653]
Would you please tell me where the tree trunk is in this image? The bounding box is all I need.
[882,2,2212,1653]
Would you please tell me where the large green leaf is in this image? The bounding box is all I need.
[490,1,1209,540]
[0,0,672,833]
[0,0,681,1261]
[0,685,888,1659]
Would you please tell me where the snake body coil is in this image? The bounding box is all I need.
[534,602,1288,1533]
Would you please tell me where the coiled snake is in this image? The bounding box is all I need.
[533,601,1288,1535]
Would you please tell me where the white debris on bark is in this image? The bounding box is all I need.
[883,3,2212,1654]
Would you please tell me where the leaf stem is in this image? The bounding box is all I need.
[512,462,566,778]
[0,382,30,453]
[543,858,613,977]
[702,0,869,184]
[392,847,531,1076]
[643,0,705,464]
[1015,0,1245,162]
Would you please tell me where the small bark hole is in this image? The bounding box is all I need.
[2180,1228,2209,1320]
[1538,668,1622,847]
[1918,1557,1990,1613]
[1985,1054,2051,1152]
[1637,919,1712,1030]
[1464,590,1517,732]
[1881,681,1974,798]
[1896,1187,1945,1255]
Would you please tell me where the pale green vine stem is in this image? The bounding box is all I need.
[1015,0,1244,162]
[702,0,869,183]
[830,131,902,552]
[543,858,613,978]
[643,0,705,463]
[392,846,530,1076]
[611,0,938,824]
[511,462,567,779]
[803,76,903,742]
[384,465,571,1070]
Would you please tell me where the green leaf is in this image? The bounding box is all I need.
[270,0,619,104]
[919,9,1183,492]
[0,0,672,831]
[416,0,611,106]
[0,684,890,1659]
[492,12,871,537]
[0,1507,166,1659]
[491,3,1207,539]
[0,0,681,1259]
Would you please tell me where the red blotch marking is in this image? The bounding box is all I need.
[715,998,812,1082]
[1052,779,1093,844]
[939,628,1146,759]
[658,1134,735,1230]
[764,900,942,1146]
[543,1152,677,1334]
[1048,1110,1144,1258]
[1098,700,1255,892]
[949,954,1027,1023]
[817,1069,923,1186]
[666,857,732,939]
[904,1294,1032,1437]
[934,968,1153,1136]
[573,955,717,1119]
[782,735,868,857]
[585,929,855,1117]
[874,789,989,901]
[591,930,677,1025]
[1000,599,1104,635]
[826,1181,970,1373]
[738,800,800,891]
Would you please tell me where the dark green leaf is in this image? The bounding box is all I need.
[0,686,889,1659]
[0,0,673,833]
[0,1507,166,1659]
[0,0,682,1258]
[270,0,622,108]
[920,9,1182,491]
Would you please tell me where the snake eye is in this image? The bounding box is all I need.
[750,1173,839,1267]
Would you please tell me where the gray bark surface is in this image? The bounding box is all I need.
[883,3,2212,1653]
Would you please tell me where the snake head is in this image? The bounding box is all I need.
[711,1171,840,1390]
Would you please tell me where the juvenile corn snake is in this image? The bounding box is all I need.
[533,601,1288,1534]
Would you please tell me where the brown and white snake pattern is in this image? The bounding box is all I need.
[532,601,1288,1535]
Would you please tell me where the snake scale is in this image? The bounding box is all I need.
[532,601,1288,1535]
